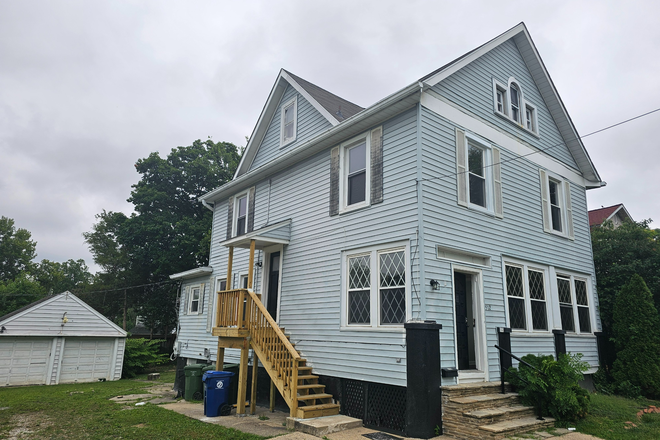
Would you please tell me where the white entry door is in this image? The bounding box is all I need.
[59,338,114,383]
[0,337,52,386]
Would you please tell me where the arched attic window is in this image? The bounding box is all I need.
[492,77,539,135]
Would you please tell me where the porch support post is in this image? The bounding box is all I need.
[247,239,256,289]
[250,349,258,415]
[215,347,224,371]
[270,379,275,412]
[405,321,442,439]
[237,343,249,414]
[226,246,234,289]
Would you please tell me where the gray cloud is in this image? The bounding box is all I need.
[1,0,659,272]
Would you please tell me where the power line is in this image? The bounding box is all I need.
[0,279,179,298]
[420,106,660,183]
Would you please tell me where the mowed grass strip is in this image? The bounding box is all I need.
[0,377,265,440]
[575,393,660,440]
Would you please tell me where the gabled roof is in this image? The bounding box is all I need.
[169,267,213,281]
[421,22,602,185]
[0,295,53,323]
[234,69,364,178]
[588,204,632,227]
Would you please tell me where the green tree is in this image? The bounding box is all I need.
[591,219,660,370]
[32,259,92,295]
[611,274,660,397]
[0,216,37,282]
[0,274,46,316]
[84,139,240,334]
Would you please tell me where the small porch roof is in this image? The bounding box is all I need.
[220,219,291,250]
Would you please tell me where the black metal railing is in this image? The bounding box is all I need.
[495,344,547,420]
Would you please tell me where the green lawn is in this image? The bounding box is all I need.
[0,372,264,440]
[574,393,660,440]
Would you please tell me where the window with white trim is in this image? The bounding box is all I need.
[188,285,202,315]
[233,193,248,237]
[280,97,297,146]
[340,132,371,212]
[456,131,502,217]
[556,274,592,334]
[540,170,574,239]
[492,78,539,135]
[343,243,410,329]
[504,263,549,331]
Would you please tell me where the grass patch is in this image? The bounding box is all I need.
[574,393,660,439]
[0,377,264,440]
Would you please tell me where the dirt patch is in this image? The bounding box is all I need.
[133,423,148,428]
[6,413,53,440]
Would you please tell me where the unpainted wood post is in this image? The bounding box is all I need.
[215,346,224,371]
[250,349,258,415]
[237,344,249,414]
[290,358,298,418]
[247,239,256,290]
[270,379,275,412]
[226,246,234,290]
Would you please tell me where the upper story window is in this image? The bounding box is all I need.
[456,130,503,218]
[539,170,574,239]
[342,243,410,329]
[188,284,202,315]
[340,133,371,212]
[226,187,255,240]
[280,97,297,147]
[492,78,539,135]
[235,193,248,236]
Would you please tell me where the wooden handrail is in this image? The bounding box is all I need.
[245,289,300,359]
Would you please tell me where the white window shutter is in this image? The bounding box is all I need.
[492,147,503,218]
[564,181,575,240]
[456,129,468,207]
[539,170,551,232]
[182,286,189,315]
[206,284,214,332]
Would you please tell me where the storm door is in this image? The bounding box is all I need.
[266,251,281,321]
[454,272,476,370]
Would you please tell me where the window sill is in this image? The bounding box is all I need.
[495,111,540,138]
[279,138,296,149]
[339,201,371,215]
[509,329,555,336]
[545,229,571,240]
[340,326,406,333]
[464,203,497,218]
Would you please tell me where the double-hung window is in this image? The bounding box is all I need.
[456,130,503,217]
[343,243,410,329]
[339,133,371,212]
[509,84,521,123]
[540,170,574,239]
[556,274,592,334]
[280,97,297,147]
[504,262,549,331]
[235,194,248,236]
[188,285,202,315]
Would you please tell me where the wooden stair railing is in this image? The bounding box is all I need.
[215,288,339,418]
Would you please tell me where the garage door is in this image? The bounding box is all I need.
[0,338,52,386]
[59,338,114,383]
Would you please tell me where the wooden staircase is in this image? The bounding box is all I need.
[441,382,555,439]
[213,288,340,418]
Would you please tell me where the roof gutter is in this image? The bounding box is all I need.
[200,81,422,204]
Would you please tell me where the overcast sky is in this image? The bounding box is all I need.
[1,0,659,272]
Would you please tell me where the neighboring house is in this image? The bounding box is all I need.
[171,22,604,434]
[0,292,127,386]
[588,203,632,228]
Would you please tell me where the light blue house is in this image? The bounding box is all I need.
[171,23,603,435]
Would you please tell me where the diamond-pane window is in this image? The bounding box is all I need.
[505,266,524,297]
[508,297,526,329]
[575,280,588,305]
[528,270,545,300]
[528,269,547,330]
[558,277,572,304]
[505,265,526,329]
[557,276,575,332]
[575,279,591,333]
[345,247,407,328]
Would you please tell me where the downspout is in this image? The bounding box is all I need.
[201,200,214,211]
[414,82,427,321]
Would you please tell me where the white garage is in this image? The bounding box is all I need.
[0,292,127,386]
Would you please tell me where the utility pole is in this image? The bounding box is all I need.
[123,289,127,330]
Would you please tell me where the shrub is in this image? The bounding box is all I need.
[505,353,590,421]
[611,274,660,398]
[122,338,169,378]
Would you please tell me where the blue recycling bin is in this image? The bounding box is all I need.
[202,370,235,417]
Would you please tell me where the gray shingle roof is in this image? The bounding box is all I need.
[284,70,364,122]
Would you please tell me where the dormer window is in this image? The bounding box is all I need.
[280,97,297,147]
[493,78,539,135]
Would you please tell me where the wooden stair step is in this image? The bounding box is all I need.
[297,393,333,401]
[297,384,325,390]
[298,366,313,371]
[478,416,556,434]
[297,375,319,381]
[463,405,533,419]
[296,403,341,419]
[450,393,518,405]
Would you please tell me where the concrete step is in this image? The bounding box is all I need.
[287,414,360,435]
[442,381,511,398]
[449,393,519,410]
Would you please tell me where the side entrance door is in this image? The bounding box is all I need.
[454,272,473,370]
[264,248,282,322]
